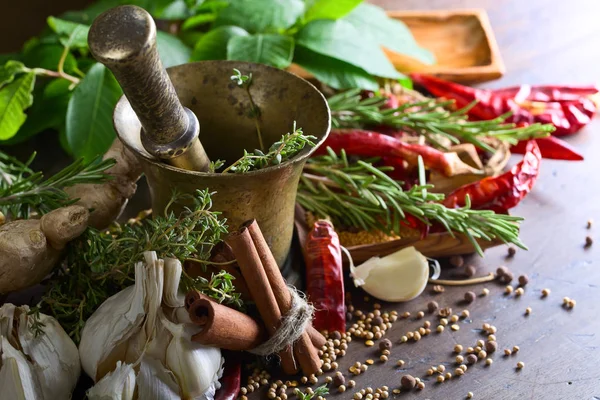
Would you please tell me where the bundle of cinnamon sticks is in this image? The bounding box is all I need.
[185,220,326,376]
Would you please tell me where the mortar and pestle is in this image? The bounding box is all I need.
[88,6,330,266]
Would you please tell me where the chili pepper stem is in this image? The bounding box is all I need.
[428,272,495,286]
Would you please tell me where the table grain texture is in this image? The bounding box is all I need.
[2,1,600,399]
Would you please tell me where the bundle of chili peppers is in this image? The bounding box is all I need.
[411,73,597,160]
[304,220,346,334]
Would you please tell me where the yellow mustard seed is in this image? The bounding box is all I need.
[436,375,445,383]
[445,372,452,380]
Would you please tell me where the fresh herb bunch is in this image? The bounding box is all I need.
[295,384,329,400]
[34,189,237,342]
[0,150,115,220]
[327,89,554,152]
[221,123,316,173]
[297,148,526,255]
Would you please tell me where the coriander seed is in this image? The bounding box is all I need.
[516,361,525,369]
[461,310,470,318]
[427,368,434,376]
[454,344,463,353]
[417,382,425,390]
[455,368,464,376]
[396,360,405,367]
[541,288,550,297]
[476,340,485,347]
[467,392,474,399]
[515,287,524,296]
[437,325,444,333]
[525,307,532,315]
[437,375,445,383]
[440,318,449,326]
[338,385,346,393]
[478,350,487,360]
[504,349,512,356]
[505,285,513,294]
[512,345,520,353]
[451,324,460,331]
[488,334,496,341]
[348,380,356,388]
[423,321,431,328]
[402,311,411,318]
[445,372,452,380]
[456,355,464,364]
[451,315,459,323]
[567,299,576,308]
[325,376,333,384]
[380,355,388,362]
[400,335,408,343]
[459,364,468,372]
[482,288,490,296]
[417,311,425,319]
[485,358,493,366]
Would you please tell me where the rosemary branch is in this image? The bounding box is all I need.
[327,89,554,152]
[0,150,115,220]
[297,149,526,256]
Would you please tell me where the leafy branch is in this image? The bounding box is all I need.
[297,148,526,255]
[327,88,554,152]
[0,150,115,220]
[35,189,235,342]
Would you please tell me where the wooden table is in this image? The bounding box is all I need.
[2,1,600,399]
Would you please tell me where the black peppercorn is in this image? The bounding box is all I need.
[379,338,392,351]
[464,291,476,303]
[427,301,439,313]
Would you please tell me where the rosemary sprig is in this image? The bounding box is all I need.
[221,123,316,173]
[297,149,526,255]
[0,150,115,220]
[34,189,237,342]
[327,89,554,152]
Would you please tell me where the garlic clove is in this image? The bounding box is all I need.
[350,246,430,302]
[0,336,44,399]
[161,313,223,399]
[163,258,185,308]
[87,361,136,400]
[16,308,80,399]
[138,355,181,400]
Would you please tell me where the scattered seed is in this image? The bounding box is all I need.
[476,340,485,347]
[347,380,355,388]
[382,350,390,356]
[379,338,392,351]
[438,365,446,372]
[365,340,375,347]
[515,287,524,296]
[504,349,512,356]
[485,358,493,366]
[496,266,509,277]
[451,315,459,323]
[461,310,470,318]
[454,344,463,353]
[437,375,445,383]
[440,318,449,326]
[512,345,520,353]
[474,346,482,353]
[372,316,383,326]
[427,301,439,313]
[366,359,374,365]
[400,375,416,390]
[587,219,593,229]
[518,275,529,286]
[333,373,345,387]
[516,361,525,369]
[466,354,478,364]
[418,327,426,336]
[488,334,496,342]
[423,321,431,329]
[467,392,474,399]
[459,364,468,372]
[525,307,532,315]
[466,347,474,354]
[489,326,497,334]
[482,323,491,331]
[445,372,452,380]
[433,285,445,293]
[427,368,434,376]
[416,311,425,319]
[451,324,460,331]
[500,272,514,284]
[563,297,570,305]
[439,307,452,317]
[485,341,497,353]
[455,368,464,376]
[355,393,364,400]
[567,299,576,308]
[450,255,464,268]
[481,288,490,296]
[413,332,422,341]
[338,385,346,393]
[437,325,444,333]
[402,311,411,319]
[325,376,333,384]
[505,285,514,294]
[417,382,425,390]
[585,236,593,247]
[400,335,408,343]
[464,265,477,277]
[392,389,400,395]
[477,350,487,360]
[507,246,516,257]
[541,288,551,297]
[380,355,388,362]
[456,355,464,364]
[396,360,405,367]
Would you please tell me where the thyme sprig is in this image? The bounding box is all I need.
[295,384,329,400]
[327,89,554,152]
[221,123,316,173]
[297,148,526,256]
[34,189,237,342]
[0,150,115,220]
[231,68,265,152]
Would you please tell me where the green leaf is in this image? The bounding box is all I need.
[0,72,36,140]
[191,26,249,61]
[296,19,400,79]
[22,44,78,73]
[156,31,192,68]
[182,13,218,30]
[4,80,72,145]
[154,0,192,20]
[294,45,378,90]
[344,3,434,64]
[66,63,122,161]
[227,34,294,69]
[0,61,27,88]
[47,17,90,50]
[214,0,305,33]
[304,0,363,22]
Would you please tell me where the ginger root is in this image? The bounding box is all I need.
[0,205,89,294]
[0,139,142,294]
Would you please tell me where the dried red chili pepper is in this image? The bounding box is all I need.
[304,220,345,333]
[511,136,583,161]
[443,140,541,210]
[214,352,241,400]
[410,73,598,136]
[317,129,479,177]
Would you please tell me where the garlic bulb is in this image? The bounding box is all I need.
[350,246,437,302]
[81,251,223,399]
[0,304,80,400]
[87,361,136,400]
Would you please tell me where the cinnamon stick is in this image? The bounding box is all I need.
[226,229,298,375]
[188,298,266,351]
[245,220,322,375]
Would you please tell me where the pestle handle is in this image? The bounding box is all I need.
[88,5,210,171]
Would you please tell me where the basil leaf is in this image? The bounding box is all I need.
[191,26,249,61]
[296,19,400,79]
[294,45,378,90]
[156,31,192,68]
[3,79,72,145]
[66,63,122,162]
[227,34,294,69]
[344,3,434,64]
[0,61,27,89]
[304,0,363,22]
[47,17,90,50]
[214,0,305,33]
[0,72,36,140]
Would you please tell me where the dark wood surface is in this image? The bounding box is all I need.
[2,1,600,399]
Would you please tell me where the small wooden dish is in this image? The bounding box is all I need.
[385,9,505,83]
[288,9,504,84]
